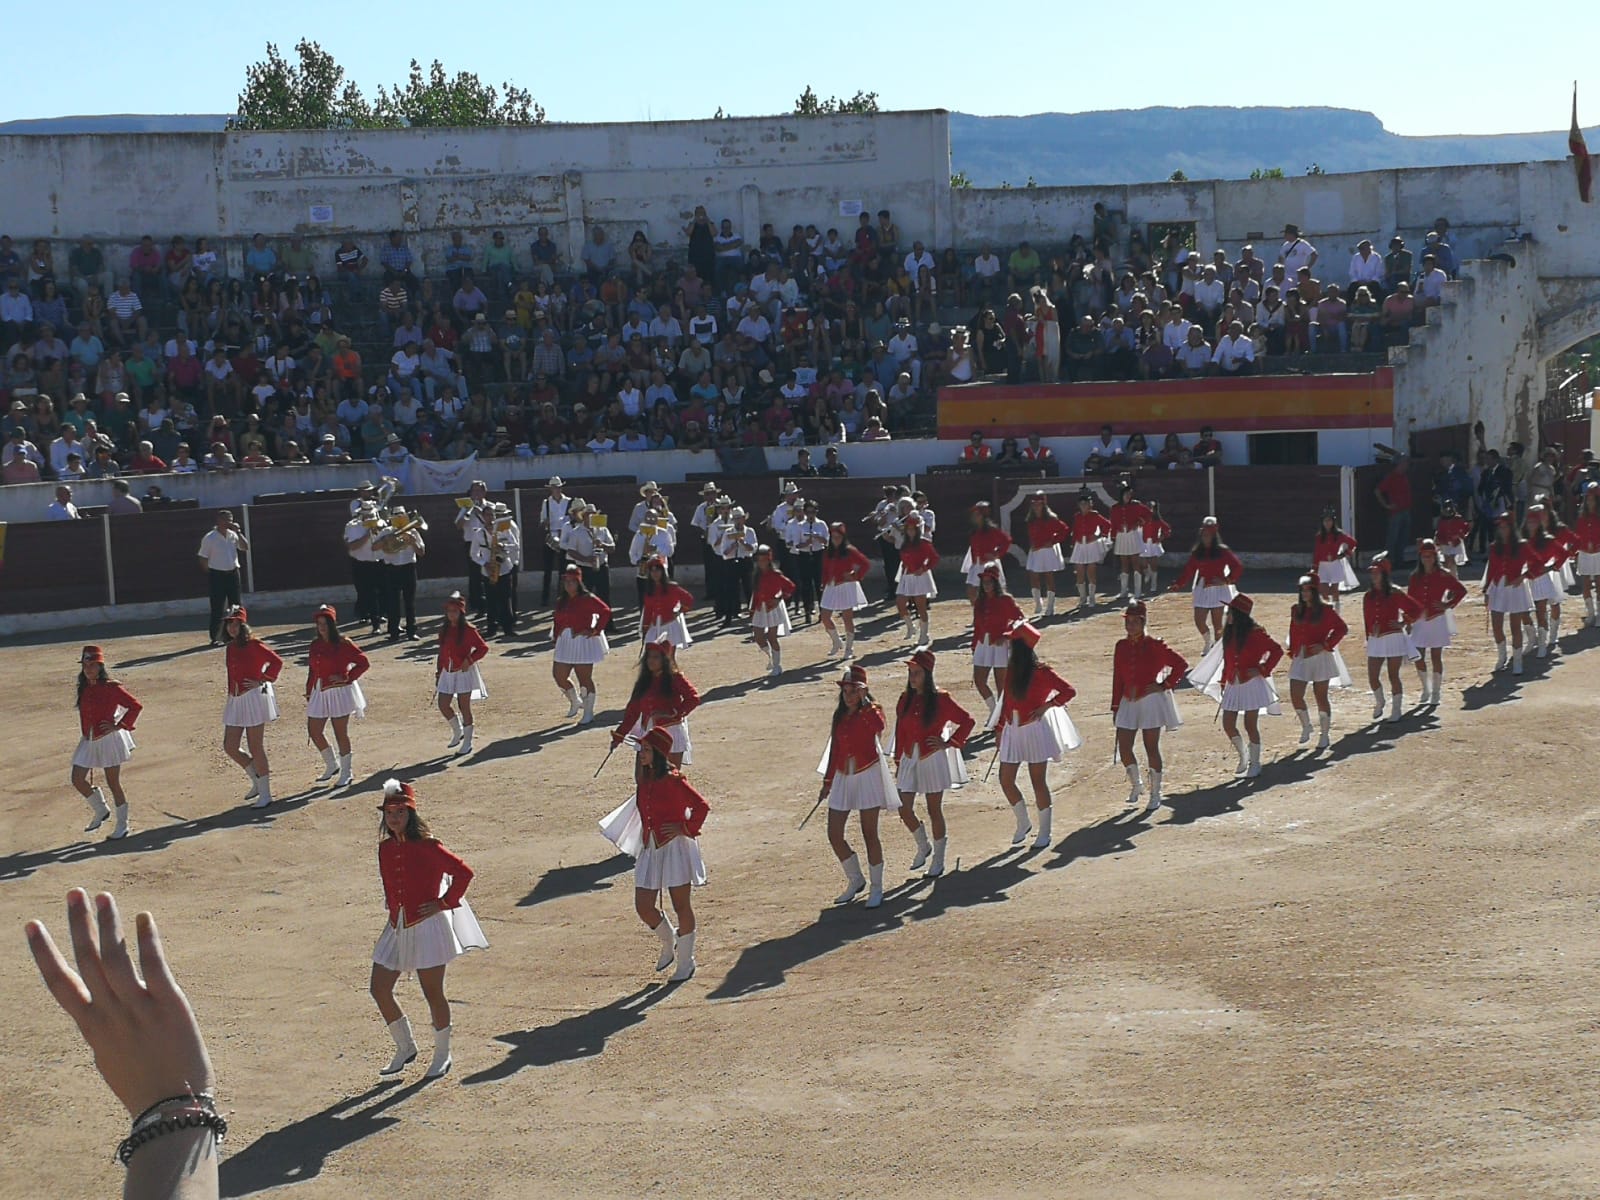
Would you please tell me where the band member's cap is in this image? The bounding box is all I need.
[882,484,899,494]
[1123,600,1147,619]
[640,481,659,496]
[1007,619,1042,647]
[356,481,376,492]
[837,664,869,688]
[905,649,936,672]
[1297,574,1316,589]
[1368,553,1392,574]
[639,727,675,757]
[445,591,467,612]
[980,560,1004,581]
[379,779,417,810]
[730,507,747,520]
[783,482,799,495]
[81,645,105,663]
[315,603,338,622]
[829,521,847,534]
[1226,593,1254,616]
[223,604,248,623]
[547,476,564,488]
[700,481,719,494]
[569,501,589,516]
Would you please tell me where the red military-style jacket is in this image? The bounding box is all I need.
[892,691,976,764]
[225,640,284,696]
[378,837,473,927]
[78,680,142,738]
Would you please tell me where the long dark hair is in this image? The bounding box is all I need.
[639,746,670,780]
[831,687,879,730]
[825,528,856,558]
[1368,570,1394,596]
[1292,585,1325,621]
[1028,496,1060,522]
[1316,513,1347,543]
[644,559,674,594]
[379,809,435,843]
[629,645,680,701]
[898,669,941,728]
[1225,607,1258,649]
[556,572,593,608]
[441,605,470,645]
[1191,527,1227,559]
[1491,519,1524,553]
[226,619,255,646]
[1007,639,1037,695]
[75,662,113,708]
[314,611,344,644]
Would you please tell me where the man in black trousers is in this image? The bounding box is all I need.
[195,508,247,645]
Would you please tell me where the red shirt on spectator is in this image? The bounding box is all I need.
[961,444,992,462]
[1376,467,1412,512]
[129,450,167,473]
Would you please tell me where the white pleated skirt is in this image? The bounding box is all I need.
[1026,545,1065,573]
[828,761,900,812]
[752,600,793,636]
[1193,583,1237,609]
[1575,550,1600,577]
[1409,611,1457,649]
[1366,631,1417,660]
[371,903,488,973]
[307,680,366,720]
[1486,580,1534,614]
[1113,690,1182,731]
[999,707,1082,763]
[1141,540,1165,559]
[1317,558,1360,590]
[626,716,692,764]
[1288,649,1352,686]
[1112,530,1145,556]
[1560,562,1576,589]
[821,581,868,611]
[598,793,644,857]
[223,684,278,728]
[555,629,609,664]
[1529,573,1566,604]
[644,614,693,650]
[972,637,1009,669]
[437,665,488,700]
[1441,541,1469,566]
[1222,676,1282,715]
[635,833,707,890]
[895,745,969,793]
[1069,540,1107,565]
[897,571,937,598]
[72,729,135,769]
[964,561,986,587]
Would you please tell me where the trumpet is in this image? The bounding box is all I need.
[390,512,429,536]
[376,475,401,506]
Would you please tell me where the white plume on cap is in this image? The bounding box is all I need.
[383,778,405,797]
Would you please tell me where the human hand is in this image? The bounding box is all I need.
[25,890,215,1117]
[94,720,116,737]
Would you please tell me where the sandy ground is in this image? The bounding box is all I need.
[3,575,1600,1200]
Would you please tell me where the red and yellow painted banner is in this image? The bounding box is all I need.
[938,369,1393,438]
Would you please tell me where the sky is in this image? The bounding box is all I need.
[4,0,1598,137]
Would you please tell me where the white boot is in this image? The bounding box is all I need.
[1031,587,1043,615]
[1494,640,1508,671]
[1387,692,1403,722]
[670,930,697,982]
[1010,801,1032,846]
[1032,806,1053,849]
[770,644,783,677]
[316,745,339,782]
[1124,763,1142,807]
[336,754,354,787]
[1202,630,1215,653]
[380,1017,417,1075]
[909,824,932,870]
[845,630,857,658]
[563,686,581,718]
[984,694,998,724]
[1145,771,1163,815]
[1586,594,1597,626]
[1316,711,1331,751]
[902,613,916,639]
[83,786,111,832]
[1371,689,1385,720]
[1296,708,1313,744]
[1513,646,1524,675]
[425,1024,452,1079]
[1230,734,1247,776]
[1076,582,1089,610]
[1550,613,1562,650]
[1431,672,1443,705]
[251,773,273,810]
[1118,573,1130,601]
[446,715,464,748]
[865,861,885,908]
[827,628,843,655]
[917,618,930,647]
[242,764,260,801]
[457,726,474,756]
[1245,742,1262,779]
[653,917,677,972]
[834,854,866,904]
[108,803,130,840]
[928,837,948,877]
[1131,572,1143,599]
[580,689,597,726]
[1536,624,1549,658]
[1416,671,1431,706]
[1044,591,1057,616]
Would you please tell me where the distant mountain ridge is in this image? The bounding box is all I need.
[1,107,1592,187]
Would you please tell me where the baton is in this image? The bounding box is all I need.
[799,789,826,830]
[594,740,620,779]
[982,739,1002,783]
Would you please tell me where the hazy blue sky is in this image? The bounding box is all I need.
[5,0,1597,136]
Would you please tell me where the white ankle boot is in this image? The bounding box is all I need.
[827,629,843,655]
[1124,763,1142,807]
[446,715,464,748]
[1494,641,1508,671]
[425,1025,452,1078]
[1586,595,1597,626]
[1245,742,1262,778]
[909,825,932,870]
[336,754,354,787]
[1118,573,1129,600]
[1230,734,1247,776]
[243,764,260,800]
[865,862,885,908]
[1132,573,1143,600]
[834,854,865,904]
[381,1016,417,1075]
[317,745,339,781]
[1045,591,1058,616]
[1513,647,1524,675]
[109,803,130,839]
[1387,692,1402,722]
[1032,807,1053,849]
[670,930,697,982]
[1316,711,1331,751]
[563,687,581,718]
[1031,588,1043,615]
[1371,689,1386,720]
[457,726,474,756]
[770,645,783,677]
[580,690,597,725]
[1010,801,1032,846]
[928,837,948,877]
[83,786,111,832]
[1145,771,1163,814]
[843,633,855,659]
[1296,708,1313,744]
[1536,625,1550,658]
[250,773,273,809]
[653,917,677,972]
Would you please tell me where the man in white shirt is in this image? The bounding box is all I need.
[1161,310,1193,352]
[767,484,803,576]
[1416,254,1448,306]
[47,484,81,521]
[1211,320,1256,375]
[648,310,683,347]
[197,508,248,643]
[1191,266,1225,333]
[714,507,757,625]
[736,306,771,348]
[1348,239,1385,294]
[561,500,615,606]
[50,426,84,476]
[1175,327,1213,375]
[887,322,922,388]
[1280,224,1318,276]
[903,241,935,285]
[971,246,1003,304]
[688,481,721,597]
[377,503,426,640]
[786,497,828,622]
[345,499,383,633]
[538,476,572,606]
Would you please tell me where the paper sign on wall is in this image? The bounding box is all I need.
[838,199,863,218]
[308,205,334,225]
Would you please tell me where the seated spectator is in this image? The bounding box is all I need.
[1348,286,1380,351]
[1174,326,1212,376]
[1212,320,1256,374]
[1007,241,1041,292]
[1384,237,1413,294]
[961,431,992,462]
[1349,239,1385,297]
[1020,432,1055,465]
[128,440,167,474]
[1381,283,1415,342]
[1312,285,1349,353]
[379,231,420,290]
[1416,255,1448,307]
[1083,425,1125,475]
[1423,229,1456,278]
[1100,317,1137,380]
[1283,291,1312,355]
[1064,316,1099,381]
[1191,266,1225,333]
[858,415,890,442]
[1193,426,1223,466]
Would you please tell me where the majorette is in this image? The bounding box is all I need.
[552,565,612,724]
[890,650,975,879]
[1110,602,1187,815]
[994,619,1081,849]
[816,665,901,908]
[70,644,142,840]
[1286,573,1352,750]
[630,726,709,983]
[305,603,370,788]
[436,591,489,756]
[219,605,284,809]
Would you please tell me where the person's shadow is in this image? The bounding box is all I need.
[516,854,633,907]
[219,1077,432,1197]
[463,983,680,1085]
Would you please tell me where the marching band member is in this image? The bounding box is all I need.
[767,482,804,578]
[344,498,383,634]
[1068,490,1113,611]
[1525,502,1571,657]
[454,480,490,613]
[613,641,701,768]
[820,521,872,658]
[1170,516,1244,650]
[1311,508,1359,607]
[377,503,425,641]
[1406,540,1468,707]
[70,645,141,839]
[995,620,1081,848]
[1022,491,1071,616]
[816,665,899,908]
[788,498,829,624]
[629,492,677,618]
[371,779,486,1080]
[912,489,938,537]
[750,545,798,678]
[1287,574,1351,750]
[436,592,489,756]
[690,482,723,603]
[1139,500,1171,595]
[563,499,616,609]
[1483,511,1536,675]
[536,477,572,608]
[552,566,612,724]
[305,603,370,787]
[631,726,709,983]
[963,501,1013,604]
[1434,500,1472,576]
[629,482,664,538]
[1574,483,1600,626]
[870,485,906,604]
[891,650,975,878]
[895,514,940,647]
[1363,555,1421,721]
[641,556,696,652]
[470,502,520,639]
[1110,602,1187,814]
[971,561,1024,725]
[1190,594,1283,779]
[220,605,283,809]
[1109,481,1154,601]
[714,506,757,627]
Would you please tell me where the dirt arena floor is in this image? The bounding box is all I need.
[4,573,1600,1199]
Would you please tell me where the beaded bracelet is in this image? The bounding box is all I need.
[116,1110,228,1167]
[132,1092,217,1133]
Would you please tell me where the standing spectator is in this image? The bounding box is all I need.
[443,231,476,291]
[197,509,247,643]
[1007,241,1041,293]
[1313,284,1349,353]
[47,484,81,520]
[482,231,516,297]
[128,236,163,299]
[1,276,33,345]
[1415,255,1448,309]
[971,245,1002,306]
[581,227,616,280]
[108,479,143,515]
[379,231,420,290]
[1383,237,1413,294]
[1001,294,1029,383]
[1423,230,1456,278]
[243,234,279,285]
[68,236,114,302]
[1349,239,1385,298]
[1279,224,1318,275]
[1191,266,1225,334]
[1375,455,1414,567]
[335,238,368,301]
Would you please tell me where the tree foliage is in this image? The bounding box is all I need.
[1248,166,1287,180]
[950,170,974,189]
[793,86,880,117]
[1168,169,1188,182]
[227,41,545,131]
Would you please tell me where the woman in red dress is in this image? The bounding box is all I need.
[1572,483,1600,627]
[70,645,142,839]
[963,501,1013,604]
[1286,574,1351,750]
[895,515,940,647]
[1405,540,1468,706]
[995,621,1081,848]
[1190,594,1283,779]
[1108,481,1153,602]
[971,561,1025,727]
[1022,491,1071,616]
[1311,508,1359,607]
[1362,555,1422,722]
[1169,517,1244,650]
[436,592,489,756]
[750,544,798,678]
[816,665,899,908]
[891,650,975,878]
[1067,491,1112,611]
[552,567,612,724]
[220,605,284,809]
[632,727,709,982]
[613,641,700,768]
[640,556,696,653]
[819,522,872,658]
[305,603,370,787]
[1110,603,1187,814]
[1483,512,1536,674]
[1139,500,1171,595]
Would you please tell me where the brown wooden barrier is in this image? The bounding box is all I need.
[109,509,219,604]
[0,519,110,615]
[1214,466,1342,554]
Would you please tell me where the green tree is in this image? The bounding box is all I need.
[950,170,974,189]
[1249,167,1287,180]
[374,59,544,127]
[227,40,378,131]
[1169,169,1188,182]
[793,86,880,116]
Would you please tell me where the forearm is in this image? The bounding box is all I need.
[125,1126,220,1200]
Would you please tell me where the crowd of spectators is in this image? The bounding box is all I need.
[957,424,1225,474]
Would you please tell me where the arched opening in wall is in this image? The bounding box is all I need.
[1540,335,1598,461]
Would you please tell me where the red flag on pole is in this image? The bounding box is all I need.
[1572,83,1593,203]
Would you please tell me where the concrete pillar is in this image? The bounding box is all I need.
[563,171,587,267]
[932,114,954,248]
[739,183,762,252]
